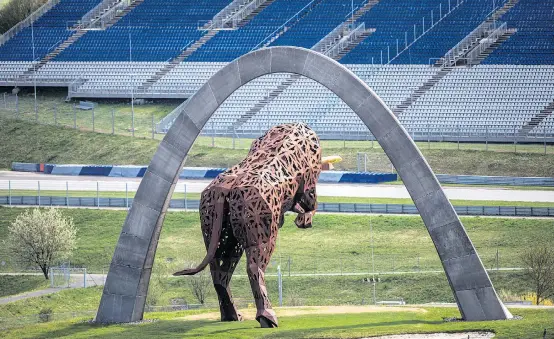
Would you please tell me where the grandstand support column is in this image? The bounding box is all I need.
[97,46,512,324]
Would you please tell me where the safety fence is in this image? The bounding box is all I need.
[1,195,552,217]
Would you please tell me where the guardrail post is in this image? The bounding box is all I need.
[211,121,215,147]
[457,125,460,150]
[427,124,430,149]
[485,126,488,151]
[184,184,188,210]
[514,127,517,153]
[125,183,129,209]
[151,114,155,139]
[542,126,546,154]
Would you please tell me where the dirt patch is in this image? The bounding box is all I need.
[364,333,494,339]
[182,305,426,321]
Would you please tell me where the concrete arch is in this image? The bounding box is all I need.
[96,47,511,323]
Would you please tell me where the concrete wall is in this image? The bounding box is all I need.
[96,47,511,323]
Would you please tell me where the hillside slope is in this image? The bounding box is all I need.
[3,117,554,177]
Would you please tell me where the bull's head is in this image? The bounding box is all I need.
[293,155,342,229]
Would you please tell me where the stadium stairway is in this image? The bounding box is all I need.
[137,0,278,92]
[488,0,520,22]
[392,66,453,116]
[470,28,517,65]
[392,0,521,116]
[519,101,554,136]
[227,3,378,131]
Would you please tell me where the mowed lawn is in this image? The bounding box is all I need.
[1,306,553,339]
[3,117,554,177]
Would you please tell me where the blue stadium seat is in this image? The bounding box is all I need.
[55,0,231,61]
[482,0,554,65]
[0,0,101,61]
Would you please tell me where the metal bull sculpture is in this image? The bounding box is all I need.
[174,123,338,328]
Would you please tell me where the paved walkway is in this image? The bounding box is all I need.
[0,273,105,305]
[0,288,63,305]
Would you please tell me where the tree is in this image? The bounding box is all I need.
[7,208,76,279]
[521,245,554,305]
[0,0,47,34]
[189,269,211,305]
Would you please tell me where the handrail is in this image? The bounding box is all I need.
[312,21,354,53]
[85,0,129,29]
[0,0,61,47]
[155,100,189,133]
[251,0,318,50]
[81,0,129,28]
[458,22,508,65]
[202,0,265,30]
[323,23,368,58]
[437,5,501,67]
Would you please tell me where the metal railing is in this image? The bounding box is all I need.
[2,194,553,217]
[251,0,319,50]
[322,23,371,59]
[85,0,129,30]
[459,22,508,65]
[200,0,265,30]
[0,0,61,47]
[68,77,87,97]
[438,18,502,67]
[313,22,355,54]
[80,0,130,29]
[155,100,188,133]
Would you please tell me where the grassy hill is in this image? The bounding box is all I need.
[2,117,554,177]
[0,207,552,311]
[2,207,551,274]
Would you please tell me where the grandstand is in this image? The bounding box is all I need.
[0,0,553,141]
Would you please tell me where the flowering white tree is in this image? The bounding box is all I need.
[7,208,76,279]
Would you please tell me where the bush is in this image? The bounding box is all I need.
[0,0,47,34]
[38,308,52,323]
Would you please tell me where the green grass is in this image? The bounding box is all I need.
[1,190,552,207]
[1,207,553,275]
[0,271,534,319]
[0,276,48,298]
[0,88,180,139]
[1,306,553,339]
[3,116,554,177]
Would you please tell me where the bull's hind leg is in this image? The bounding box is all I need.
[200,186,243,321]
[210,223,244,321]
[245,241,278,328]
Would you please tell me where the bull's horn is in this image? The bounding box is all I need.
[322,155,342,164]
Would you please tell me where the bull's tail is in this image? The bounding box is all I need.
[173,195,225,276]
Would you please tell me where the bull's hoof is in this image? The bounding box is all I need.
[258,316,278,328]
